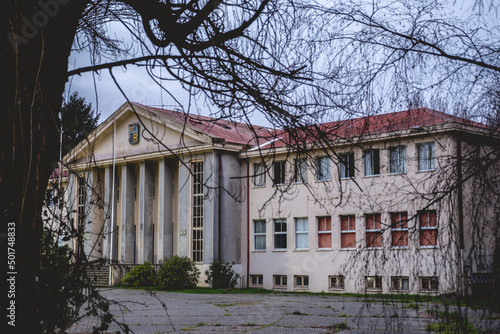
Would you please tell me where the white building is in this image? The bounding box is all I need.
[59,102,498,295]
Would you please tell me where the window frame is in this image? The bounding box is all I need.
[340,215,356,249]
[365,213,382,248]
[273,275,287,289]
[192,161,204,263]
[294,217,309,250]
[253,220,266,251]
[273,160,286,185]
[253,162,266,187]
[419,277,439,292]
[419,210,438,247]
[294,275,309,289]
[250,274,263,287]
[391,212,408,248]
[329,275,345,290]
[391,276,409,291]
[317,216,332,249]
[339,152,355,178]
[389,146,406,174]
[274,218,287,250]
[417,142,435,172]
[365,276,383,291]
[316,156,331,181]
[294,158,308,183]
[363,149,380,176]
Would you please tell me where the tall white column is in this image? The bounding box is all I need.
[138,161,153,263]
[120,164,135,263]
[158,158,173,261]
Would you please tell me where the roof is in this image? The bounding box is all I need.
[48,168,69,181]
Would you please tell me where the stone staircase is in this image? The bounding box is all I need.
[87,265,110,287]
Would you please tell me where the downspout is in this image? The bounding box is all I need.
[456,137,465,295]
[246,160,250,288]
[109,118,116,285]
[218,152,222,262]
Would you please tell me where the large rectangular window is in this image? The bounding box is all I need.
[316,156,330,181]
[341,215,356,249]
[274,219,287,249]
[391,277,409,291]
[365,276,382,291]
[363,149,380,176]
[420,277,439,292]
[273,275,287,289]
[273,161,286,185]
[253,163,266,187]
[295,217,308,250]
[250,275,263,287]
[294,158,308,183]
[391,212,408,248]
[329,275,345,290]
[390,146,406,174]
[77,176,86,232]
[419,210,438,247]
[417,142,435,171]
[294,275,309,289]
[192,161,204,262]
[365,214,382,248]
[339,152,355,178]
[254,220,266,250]
[317,216,332,248]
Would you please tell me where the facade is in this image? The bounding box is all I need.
[59,102,498,294]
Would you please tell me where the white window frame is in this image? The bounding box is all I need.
[77,176,86,231]
[340,215,356,249]
[317,216,332,249]
[250,274,263,287]
[294,217,308,250]
[419,210,438,247]
[192,161,204,263]
[316,156,331,181]
[391,276,409,291]
[273,275,287,289]
[419,277,439,292]
[417,142,435,171]
[274,218,287,250]
[389,146,406,174]
[253,220,266,250]
[365,213,382,248]
[329,275,345,290]
[339,152,355,178]
[294,275,309,289]
[273,160,286,185]
[294,158,308,183]
[365,276,382,291]
[363,149,380,176]
[391,212,409,248]
[253,162,266,187]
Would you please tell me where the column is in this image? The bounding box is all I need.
[158,159,173,260]
[138,161,153,263]
[120,164,135,263]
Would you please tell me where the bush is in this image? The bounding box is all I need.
[156,256,200,290]
[205,261,240,289]
[121,262,157,287]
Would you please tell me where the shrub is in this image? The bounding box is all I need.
[205,261,240,289]
[156,256,200,290]
[121,262,157,287]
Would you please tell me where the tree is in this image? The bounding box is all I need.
[61,92,100,155]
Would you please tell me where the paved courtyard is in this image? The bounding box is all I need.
[68,288,500,334]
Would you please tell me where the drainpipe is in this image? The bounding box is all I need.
[109,118,116,285]
[457,137,465,295]
[246,160,250,288]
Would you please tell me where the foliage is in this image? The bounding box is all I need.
[425,310,479,334]
[156,256,200,290]
[61,92,99,154]
[205,261,240,289]
[121,262,157,287]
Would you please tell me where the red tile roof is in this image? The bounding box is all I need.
[49,168,69,180]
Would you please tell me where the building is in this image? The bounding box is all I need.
[59,102,498,294]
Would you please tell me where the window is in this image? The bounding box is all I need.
[391,277,409,291]
[390,146,406,174]
[341,215,356,249]
[250,275,263,287]
[339,152,355,178]
[134,168,138,201]
[391,212,408,247]
[273,160,286,185]
[329,275,345,290]
[294,158,308,183]
[46,189,54,207]
[420,277,439,292]
[274,219,287,249]
[254,220,266,250]
[273,275,287,289]
[192,161,204,262]
[295,217,308,249]
[253,163,266,187]
[294,275,309,289]
[365,276,382,290]
[365,214,382,248]
[363,149,380,176]
[77,176,86,232]
[417,142,435,171]
[116,175,120,202]
[419,210,437,247]
[316,156,330,181]
[317,216,332,248]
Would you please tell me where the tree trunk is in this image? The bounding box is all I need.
[1,1,86,332]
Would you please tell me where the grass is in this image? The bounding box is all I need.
[425,310,480,334]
